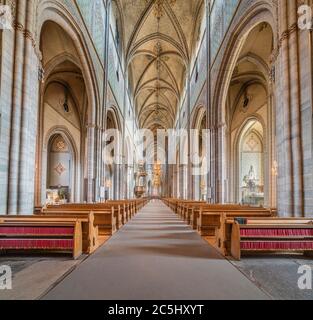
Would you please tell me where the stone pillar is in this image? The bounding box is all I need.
[288,0,304,216]
[17,0,40,213]
[86,124,96,203]
[100,0,111,200]
[113,164,120,200]
[0,2,16,214]
[179,164,183,199]
[276,0,294,216]
[5,0,39,214]
[217,122,227,203]
[7,0,27,213]
[94,125,103,202]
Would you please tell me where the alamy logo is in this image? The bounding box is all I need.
[298,265,312,290]
[0,5,13,30]
[0,265,12,290]
[298,5,313,30]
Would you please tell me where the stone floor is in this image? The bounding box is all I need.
[0,200,312,300]
[0,255,83,300]
[231,256,313,300]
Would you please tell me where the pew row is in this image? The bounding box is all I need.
[229,218,313,260]
[41,206,117,237]
[162,199,277,256]
[0,217,83,259]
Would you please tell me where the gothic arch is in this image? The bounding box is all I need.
[36,1,100,123]
[212,4,277,125]
[232,116,267,205]
[210,4,277,206]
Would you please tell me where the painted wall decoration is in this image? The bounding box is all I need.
[48,135,71,188]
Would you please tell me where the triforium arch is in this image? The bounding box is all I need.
[35,2,100,206]
[212,5,277,209]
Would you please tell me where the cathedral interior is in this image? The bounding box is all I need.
[0,0,313,301]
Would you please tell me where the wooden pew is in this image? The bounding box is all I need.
[45,204,120,231]
[43,206,117,238]
[189,206,273,255]
[198,208,273,244]
[134,198,149,212]
[180,201,206,223]
[229,217,313,260]
[193,204,274,231]
[107,201,133,222]
[37,212,99,253]
[163,198,180,213]
[0,217,83,259]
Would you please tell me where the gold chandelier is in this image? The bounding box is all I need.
[153,162,162,187]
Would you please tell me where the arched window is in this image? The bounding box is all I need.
[238,120,264,206]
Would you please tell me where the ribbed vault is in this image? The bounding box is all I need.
[121,0,203,130]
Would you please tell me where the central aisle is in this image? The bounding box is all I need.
[43,201,269,300]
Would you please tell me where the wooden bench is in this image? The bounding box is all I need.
[43,206,117,237]
[196,208,274,254]
[134,198,149,212]
[190,204,267,229]
[163,198,180,213]
[107,201,134,222]
[179,201,206,223]
[229,218,313,260]
[197,208,274,236]
[0,217,83,259]
[36,212,99,253]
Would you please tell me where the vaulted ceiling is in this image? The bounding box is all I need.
[121,0,204,131]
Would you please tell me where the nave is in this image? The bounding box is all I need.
[42,201,268,300]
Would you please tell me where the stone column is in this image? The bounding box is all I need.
[17,0,40,213]
[0,2,15,214]
[7,0,27,213]
[86,124,96,203]
[100,0,111,200]
[6,0,40,214]
[288,0,304,216]
[217,122,227,203]
[113,163,120,200]
[276,0,294,216]
[205,0,213,203]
